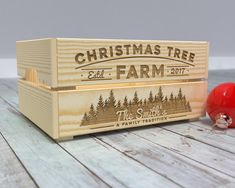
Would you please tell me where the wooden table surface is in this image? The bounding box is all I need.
[0,70,235,188]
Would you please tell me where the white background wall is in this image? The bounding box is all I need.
[0,0,235,77]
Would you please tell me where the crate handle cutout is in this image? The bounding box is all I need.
[25,68,38,83]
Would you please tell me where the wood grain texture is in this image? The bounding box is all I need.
[18,79,207,139]
[169,120,235,153]
[0,84,109,188]
[0,79,180,188]
[57,80,207,138]
[16,38,209,139]
[0,133,37,188]
[60,137,180,188]
[18,80,58,139]
[1,70,235,188]
[131,125,235,178]
[16,38,57,87]
[9,79,234,188]
[190,117,235,138]
[95,131,235,188]
[16,38,208,87]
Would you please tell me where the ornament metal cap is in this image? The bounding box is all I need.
[214,113,232,129]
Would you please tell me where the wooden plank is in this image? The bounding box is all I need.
[0,133,37,188]
[95,131,235,187]
[0,70,235,186]
[57,80,207,138]
[0,79,18,92]
[16,38,57,87]
[17,38,209,87]
[163,122,235,154]
[60,137,180,188]
[18,79,207,140]
[0,98,109,187]
[0,80,180,188]
[18,80,58,139]
[2,69,235,187]
[130,124,235,178]
[188,117,235,138]
[56,39,208,87]
[0,80,18,107]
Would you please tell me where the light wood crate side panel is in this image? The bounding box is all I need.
[58,81,207,138]
[56,38,208,87]
[16,39,57,87]
[18,80,58,139]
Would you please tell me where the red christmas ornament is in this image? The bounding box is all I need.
[207,83,235,129]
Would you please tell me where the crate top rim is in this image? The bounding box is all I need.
[16,38,209,44]
[19,79,207,93]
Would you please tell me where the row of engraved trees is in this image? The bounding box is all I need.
[81,87,191,126]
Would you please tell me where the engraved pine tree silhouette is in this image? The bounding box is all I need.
[81,87,192,126]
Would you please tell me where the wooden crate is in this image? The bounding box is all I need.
[16,38,209,140]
